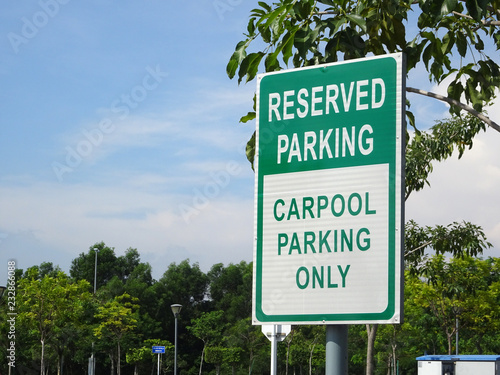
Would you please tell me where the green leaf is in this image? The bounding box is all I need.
[226,40,248,79]
[257,1,271,12]
[474,34,484,51]
[265,51,281,72]
[281,29,298,66]
[345,14,367,33]
[456,32,468,57]
[465,0,486,21]
[422,43,433,70]
[246,131,256,170]
[294,27,314,59]
[239,111,256,123]
[317,0,336,5]
[246,52,265,82]
[494,32,500,49]
[466,79,482,111]
[260,6,285,30]
[246,18,256,36]
[237,52,262,84]
[441,32,454,55]
[406,110,416,130]
[441,0,458,16]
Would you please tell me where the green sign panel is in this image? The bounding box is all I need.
[253,53,405,325]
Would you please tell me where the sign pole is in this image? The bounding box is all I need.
[152,346,166,375]
[270,325,277,375]
[325,325,348,375]
[262,325,291,375]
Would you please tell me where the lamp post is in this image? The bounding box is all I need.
[90,248,99,375]
[93,248,99,294]
[171,304,182,375]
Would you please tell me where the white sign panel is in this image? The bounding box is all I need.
[253,53,405,325]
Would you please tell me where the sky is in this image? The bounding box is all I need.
[0,1,499,285]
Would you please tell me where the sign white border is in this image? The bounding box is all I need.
[252,53,405,325]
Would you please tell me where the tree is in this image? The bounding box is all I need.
[17,268,91,375]
[412,255,500,355]
[116,248,141,282]
[70,243,118,289]
[152,259,209,372]
[287,326,325,375]
[225,317,269,375]
[154,260,209,324]
[404,114,487,200]
[224,347,243,375]
[37,262,62,278]
[227,0,499,140]
[187,310,226,375]
[204,346,226,375]
[467,258,500,353]
[405,219,492,272]
[207,261,252,321]
[124,262,161,340]
[126,339,174,375]
[94,293,139,375]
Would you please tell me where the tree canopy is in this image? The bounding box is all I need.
[227,0,500,147]
[4,245,500,375]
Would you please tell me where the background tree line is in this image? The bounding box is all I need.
[1,240,499,375]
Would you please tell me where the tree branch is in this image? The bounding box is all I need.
[406,87,500,133]
[452,11,500,26]
[405,240,433,257]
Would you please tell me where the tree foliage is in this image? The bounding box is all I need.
[404,114,487,199]
[70,243,143,290]
[94,293,139,375]
[227,0,500,169]
[5,250,500,375]
[17,269,92,375]
[410,255,500,355]
[187,310,226,375]
[405,219,492,270]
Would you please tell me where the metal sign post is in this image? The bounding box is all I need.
[152,346,165,375]
[326,325,348,375]
[262,325,291,375]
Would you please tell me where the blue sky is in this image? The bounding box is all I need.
[1,1,499,284]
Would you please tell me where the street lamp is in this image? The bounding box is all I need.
[171,304,182,375]
[90,248,99,375]
[93,248,99,294]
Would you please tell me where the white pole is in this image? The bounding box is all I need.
[157,353,160,375]
[92,248,99,375]
[270,325,278,375]
[174,316,178,375]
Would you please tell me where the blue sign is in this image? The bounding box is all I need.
[152,346,165,354]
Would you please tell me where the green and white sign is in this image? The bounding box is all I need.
[253,53,405,325]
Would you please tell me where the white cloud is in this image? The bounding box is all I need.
[405,126,500,257]
[0,175,254,282]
